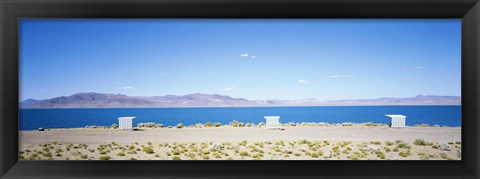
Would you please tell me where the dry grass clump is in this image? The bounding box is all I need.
[418,153,429,160]
[239,151,250,157]
[176,123,185,128]
[399,150,411,157]
[99,156,111,160]
[413,139,427,146]
[143,146,155,154]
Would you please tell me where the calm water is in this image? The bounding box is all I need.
[19,106,461,130]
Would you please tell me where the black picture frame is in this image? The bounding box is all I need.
[1,0,479,178]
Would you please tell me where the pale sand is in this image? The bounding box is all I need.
[19,126,461,160]
[20,126,460,144]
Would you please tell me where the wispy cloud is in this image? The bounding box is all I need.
[297,80,309,84]
[39,89,47,93]
[222,86,237,91]
[115,86,135,90]
[413,66,424,69]
[241,53,257,59]
[328,75,355,78]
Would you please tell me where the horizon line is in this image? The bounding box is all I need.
[20,91,461,102]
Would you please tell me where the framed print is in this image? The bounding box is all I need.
[1,0,479,178]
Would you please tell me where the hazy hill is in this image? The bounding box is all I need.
[20,93,460,108]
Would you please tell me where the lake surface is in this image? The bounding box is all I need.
[19,106,461,130]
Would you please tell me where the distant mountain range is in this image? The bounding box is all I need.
[19,92,461,108]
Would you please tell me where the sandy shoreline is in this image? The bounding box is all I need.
[19,126,461,160]
[20,126,460,144]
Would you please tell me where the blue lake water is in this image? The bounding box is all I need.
[19,106,461,130]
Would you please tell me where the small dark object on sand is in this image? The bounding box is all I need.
[38,128,45,131]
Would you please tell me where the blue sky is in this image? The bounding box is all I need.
[20,19,461,101]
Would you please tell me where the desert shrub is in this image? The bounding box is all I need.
[226,157,234,160]
[239,140,248,146]
[371,141,381,145]
[397,142,410,149]
[127,150,137,154]
[130,158,137,160]
[117,152,125,156]
[439,153,449,159]
[213,122,222,127]
[393,148,399,152]
[399,150,410,157]
[172,156,181,160]
[311,153,319,158]
[80,154,88,159]
[202,155,210,160]
[29,153,38,160]
[214,153,222,159]
[176,123,185,128]
[43,152,52,157]
[418,153,429,160]
[414,139,427,146]
[194,123,203,128]
[299,139,309,144]
[229,120,245,127]
[384,147,391,152]
[376,151,386,159]
[111,124,119,129]
[187,153,196,159]
[143,147,154,154]
[99,150,107,155]
[239,151,249,157]
[348,155,359,160]
[385,141,394,146]
[203,121,214,127]
[455,141,461,145]
[154,123,164,128]
[138,122,155,128]
[172,150,181,155]
[99,156,111,160]
[255,142,264,148]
